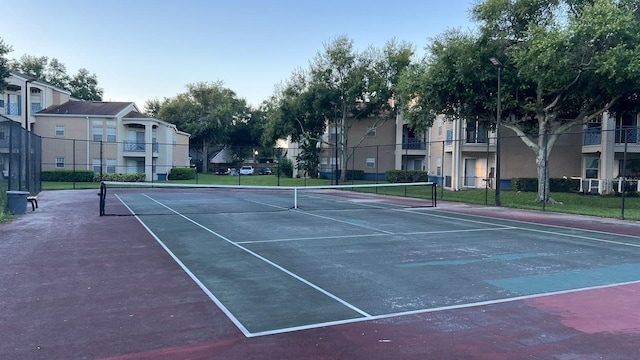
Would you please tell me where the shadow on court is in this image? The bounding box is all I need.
[1,189,640,359]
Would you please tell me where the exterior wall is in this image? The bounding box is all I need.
[348,117,397,175]
[35,116,93,171]
[172,131,191,170]
[319,116,400,179]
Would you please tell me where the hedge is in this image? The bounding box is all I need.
[96,173,146,182]
[385,170,429,183]
[511,177,580,192]
[168,167,196,180]
[42,170,95,182]
[334,170,365,181]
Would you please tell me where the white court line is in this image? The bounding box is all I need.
[414,209,640,248]
[249,278,640,337]
[294,209,395,235]
[115,194,252,337]
[117,193,640,338]
[138,194,372,324]
[236,227,515,245]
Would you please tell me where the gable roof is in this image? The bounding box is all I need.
[37,101,135,117]
[10,71,72,95]
[123,110,152,119]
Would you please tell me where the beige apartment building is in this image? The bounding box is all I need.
[313,109,639,194]
[35,101,190,181]
[1,72,190,182]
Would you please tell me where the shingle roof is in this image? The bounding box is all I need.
[38,101,134,116]
[123,110,152,119]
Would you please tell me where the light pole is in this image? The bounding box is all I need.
[490,57,503,207]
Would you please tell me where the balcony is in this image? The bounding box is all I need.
[402,137,426,150]
[584,127,601,145]
[123,141,159,153]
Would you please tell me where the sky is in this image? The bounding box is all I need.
[3,0,476,111]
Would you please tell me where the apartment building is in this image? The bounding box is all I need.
[34,101,190,181]
[313,108,640,195]
[0,72,191,182]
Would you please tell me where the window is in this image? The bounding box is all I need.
[366,158,375,168]
[55,157,65,168]
[438,117,443,136]
[0,99,4,108]
[106,159,116,173]
[31,95,42,113]
[55,125,65,136]
[367,127,376,137]
[107,128,116,142]
[329,126,341,143]
[93,158,102,173]
[106,120,116,126]
[6,94,21,115]
[436,157,442,176]
[0,131,4,140]
[320,157,329,172]
[585,158,599,179]
[172,134,177,147]
[93,127,103,142]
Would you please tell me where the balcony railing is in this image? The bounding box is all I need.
[402,137,426,150]
[123,141,159,152]
[616,126,639,144]
[465,129,489,144]
[583,127,601,145]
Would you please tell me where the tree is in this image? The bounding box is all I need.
[10,55,103,100]
[0,38,11,92]
[397,0,640,202]
[268,36,414,181]
[68,68,103,100]
[155,81,252,172]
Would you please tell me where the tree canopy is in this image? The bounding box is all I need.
[10,54,103,101]
[397,0,640,201]
[264,35,414,181]
[0,38,12,92]
[154,81,258,171]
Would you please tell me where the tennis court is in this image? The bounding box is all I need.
[3,186,640,359]
[102,182,640,338]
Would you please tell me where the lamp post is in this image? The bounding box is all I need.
[489,57,503,207]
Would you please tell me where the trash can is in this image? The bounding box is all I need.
[157,173,167,181]
[6,191,29,215]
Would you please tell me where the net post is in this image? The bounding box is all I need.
[99,182,106,216]
[294,187,298,209]
[433,182,437,207]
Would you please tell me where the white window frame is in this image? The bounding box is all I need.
[55,157,65,168]
[366,157,375,168]
[93,127,103,142]
[93,158,102,173]
[55,125,65,136]
[106,159,116,173]
[106,127,116,143]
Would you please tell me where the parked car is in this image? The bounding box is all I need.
[259,167,272,175]
[216,167,230,175]
[240,166,254,175]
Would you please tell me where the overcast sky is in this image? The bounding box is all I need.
[4,0,476,110]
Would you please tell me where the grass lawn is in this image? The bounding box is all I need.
[33,173,640,222]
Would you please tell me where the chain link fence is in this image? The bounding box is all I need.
[0,117,42,192]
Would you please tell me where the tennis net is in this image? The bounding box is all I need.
[99,181,437,216]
